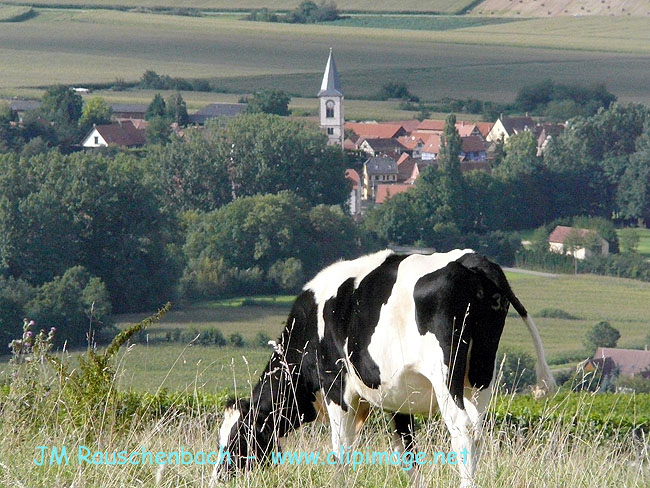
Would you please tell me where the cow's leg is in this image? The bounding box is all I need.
[392,413,425,488]
[429,381,478,488]
[463,386,492,461]
[326,397,359,460]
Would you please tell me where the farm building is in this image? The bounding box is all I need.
[81,120,146,148]
[188,103,247,125]
[548,225,609,260]
[584,347,650,379]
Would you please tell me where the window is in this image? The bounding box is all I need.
[326,100,335,118]
[94,136,99,145]
[327,128,334,135]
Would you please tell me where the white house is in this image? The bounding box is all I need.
[548,225,609,260]
[81,120,146,148]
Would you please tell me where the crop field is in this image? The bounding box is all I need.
[0,0,480,14]
[473,0,650,17]
[0,10,649,104]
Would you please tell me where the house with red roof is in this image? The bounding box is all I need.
[345,169,362,216]
[375,184,413,204]
[584,348,650,379]
[548,225,609,259]
[345,122,407,140]
[81,120,146,148]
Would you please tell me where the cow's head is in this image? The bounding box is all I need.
[214,397,275,481]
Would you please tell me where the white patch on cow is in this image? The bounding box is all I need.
[219,407,240,448]
[304,249,394,339]
[341,249,475,415]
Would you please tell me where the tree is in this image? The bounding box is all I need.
[436,114,469,230]
[212,113,349,206]
[617,123,650,226]
[143,127,232,213]
[166,92,189,126]
[26,266,112,347]
[584,321,620,352]
[496,347,536,392]
[145,116,172,145]
[493,131,541,179]
[79,97,113,133]
[39,85,83,144]
[245,89,291,116]
[0,150,182,312]
[618,228,640,253]
[145,93,167,120]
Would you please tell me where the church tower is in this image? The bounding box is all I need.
[318,48,344,148]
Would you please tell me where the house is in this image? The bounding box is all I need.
[460,135,488,161]
[421,134,442,161]
[345,169,362,216]
[374,184,413,204]
[535,122,565,156]
[345,122,407,140]
[363,156,398,200]
[584,348,650,379]
[81,120,146,148]
[548,225,609,259]
[415,119,483,138]
[358,137,407,157]
[397,134,426,158]
[420,134,488,163]
[486,115,535,142]
[188,103,247,125]
[8,99,41,122]
[110,104,148,120]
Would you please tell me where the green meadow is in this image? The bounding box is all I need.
[58,270,648,394]
[0,9,649,104]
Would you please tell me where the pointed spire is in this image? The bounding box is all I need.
[318,48,343,97]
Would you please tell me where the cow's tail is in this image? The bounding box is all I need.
[507,293,557,395]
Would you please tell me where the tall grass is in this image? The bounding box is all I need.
[0,311,647,487]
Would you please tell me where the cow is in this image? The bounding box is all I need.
[212,249,556,487]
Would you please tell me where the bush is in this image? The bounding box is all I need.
[26,266,112,347]
[537,308,579,320]
[199,327,227,346]
[254,331,272,348]
[229,332,246,348]
[496,347,537,393]
[584,321,620,352]
[268,258,304,292]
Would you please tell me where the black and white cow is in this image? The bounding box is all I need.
[213,249,556,487]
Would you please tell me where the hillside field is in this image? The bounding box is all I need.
[50,270,649,394]
[0,0,479,13]
[0,9,649,104]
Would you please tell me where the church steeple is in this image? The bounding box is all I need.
[318,48,343,98]
[318,48,344,148]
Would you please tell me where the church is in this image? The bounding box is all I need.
[318,48,344,148]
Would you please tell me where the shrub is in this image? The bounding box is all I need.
[496,347,537,392]
[254,331,272,348]
[584,321,620,352]
[268,258,305,292]
[229,332,246,348]
[26,266,112,347]
[537,308,579,320]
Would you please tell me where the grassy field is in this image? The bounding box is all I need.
[0,10,649,104]
[0,0,480,13]
[67,270,648,394]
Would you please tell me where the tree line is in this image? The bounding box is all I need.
[0,113,351,346]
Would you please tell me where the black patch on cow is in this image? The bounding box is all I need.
[248,289,321,439]
[347,253,409,389]
[320,278,356,409]
[393,413,417,454]
[413,259,509,408]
